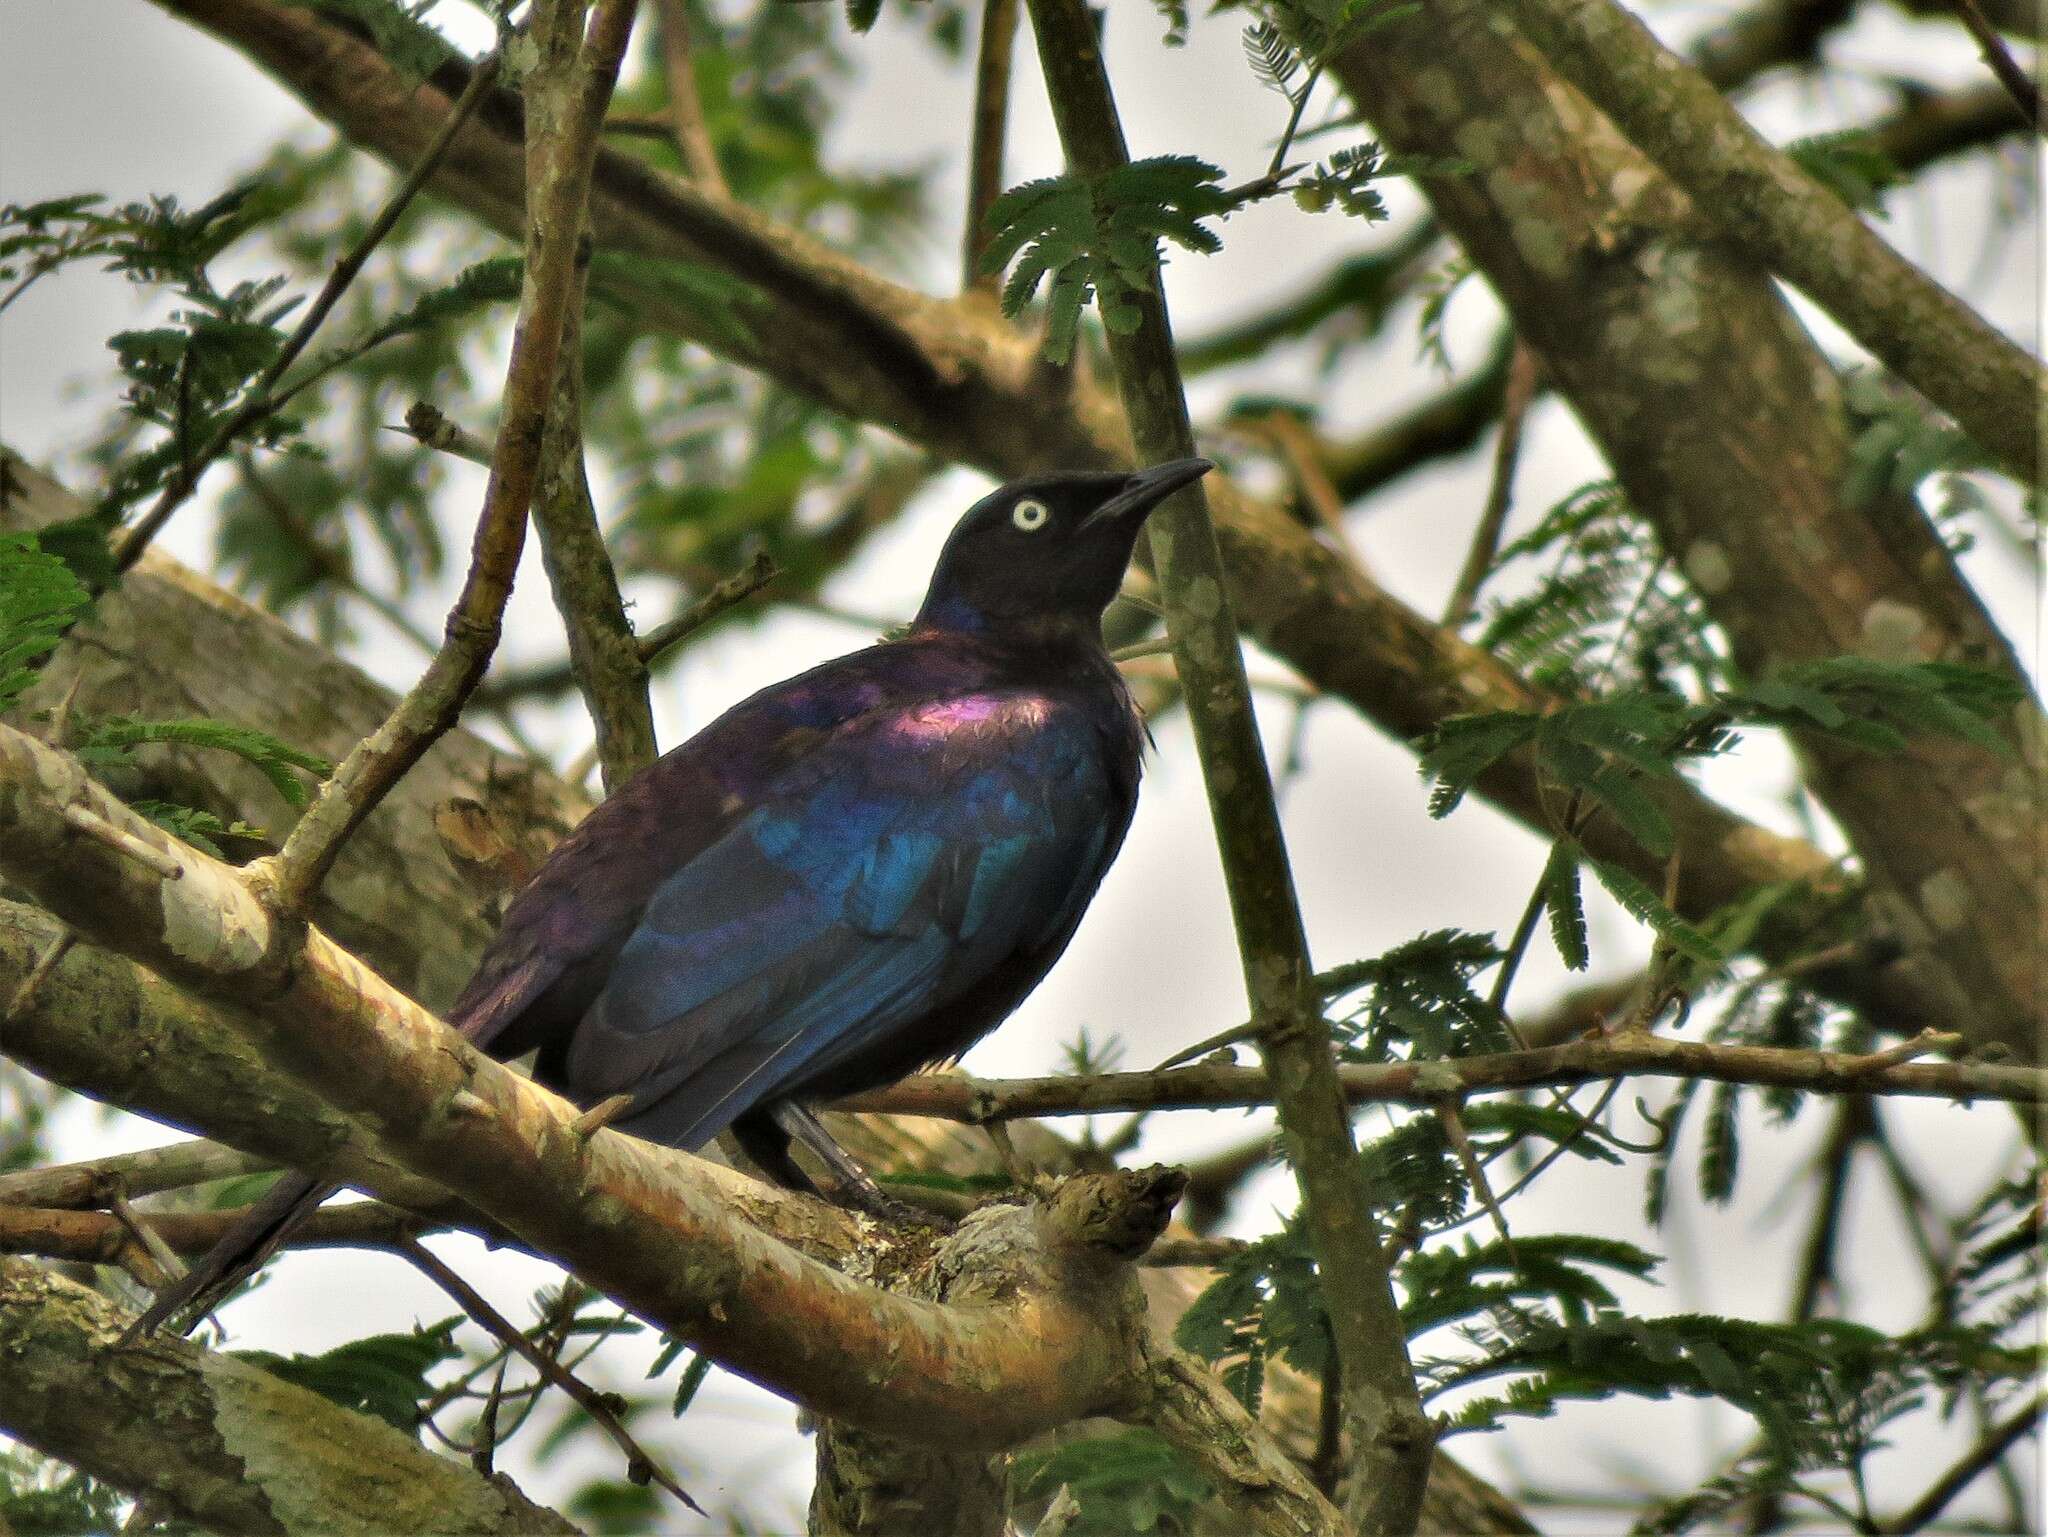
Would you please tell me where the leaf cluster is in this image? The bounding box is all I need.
[0,532,92,714]
[1320,928,1511,1061]
[77,715,332,812]
[982,156,1233,364]
[1478,480,1723,695]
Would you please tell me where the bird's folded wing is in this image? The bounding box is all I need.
[561,693,1116,1149]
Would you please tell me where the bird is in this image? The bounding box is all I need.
[132,456,1213,1335]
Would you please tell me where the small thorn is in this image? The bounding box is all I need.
[570,1093,635,1138]
[446,1089,495,1121]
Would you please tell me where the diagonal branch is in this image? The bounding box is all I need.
[270,0,638,908]
[110,47,504,572]
[1494,0,2042,480]
[1022,3,1434,1530]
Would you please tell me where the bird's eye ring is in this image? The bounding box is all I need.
[1010,499,1051,532]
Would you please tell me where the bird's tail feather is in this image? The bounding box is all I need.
[125,1170,333,1340]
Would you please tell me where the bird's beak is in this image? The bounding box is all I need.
[1084,456,1215,529]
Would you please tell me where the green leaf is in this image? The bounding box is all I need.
[1585,856,1723,967]
[981,158,1230,362]
[77,715,332,808]
[1698,1081,1741,1203]
[0,533,93,713]
[1541,841,1589,971]
[236,1317,462,1432]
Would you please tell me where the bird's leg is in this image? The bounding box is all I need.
[727,1114,828,1199]
[769,1102,936,1226]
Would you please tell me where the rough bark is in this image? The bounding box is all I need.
[0,1255,578,1535]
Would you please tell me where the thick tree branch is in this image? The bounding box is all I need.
[0,1255,579,1535]
[1495,0,2042,480]
[1023,4,1433,1530]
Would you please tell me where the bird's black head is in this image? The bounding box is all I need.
[915,459,1214,644]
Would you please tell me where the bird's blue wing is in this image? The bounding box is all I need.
[560,693,1123,1150]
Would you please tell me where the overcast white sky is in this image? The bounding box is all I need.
[1,2,2039,1529]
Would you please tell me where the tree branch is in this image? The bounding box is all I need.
[1495,0,2042,480]
[0,1140,271,1209]
[1321,0,2043,1073]
[0,1255,579,1535]
[962,0,1019,295]
[110,48,504,572]
[270,0,638,908]
[650,0,728,194]
[1022,4,1433,1529]
[840,1031,2042,1121]
[1940,0,2044,127]
[529,285,659,791]
[1880,1388,2044,1533]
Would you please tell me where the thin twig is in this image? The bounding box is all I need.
[270,0,639,911]
[4,931,75,1025]
[112,49,505,572]
[1441,339,1540,626]
[62,803,183,880]
[1255,409,1362,566]
[651,0,730,194]
[963,0,1020,294]
[837,1035,2048,1121]
[1880,1389,2045,1533]
[636,549,779,665]
[399,400,495,466]
[102,1184,189,1281]
[396,1236,701,1512]
[1941,0,2044,130]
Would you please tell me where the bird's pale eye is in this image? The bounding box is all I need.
[1010,499,1051,532]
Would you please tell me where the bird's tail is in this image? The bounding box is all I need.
[124,1170,333,1340]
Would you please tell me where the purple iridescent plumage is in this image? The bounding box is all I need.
[451,630,1144,1155]
[130,458,1210,1333]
